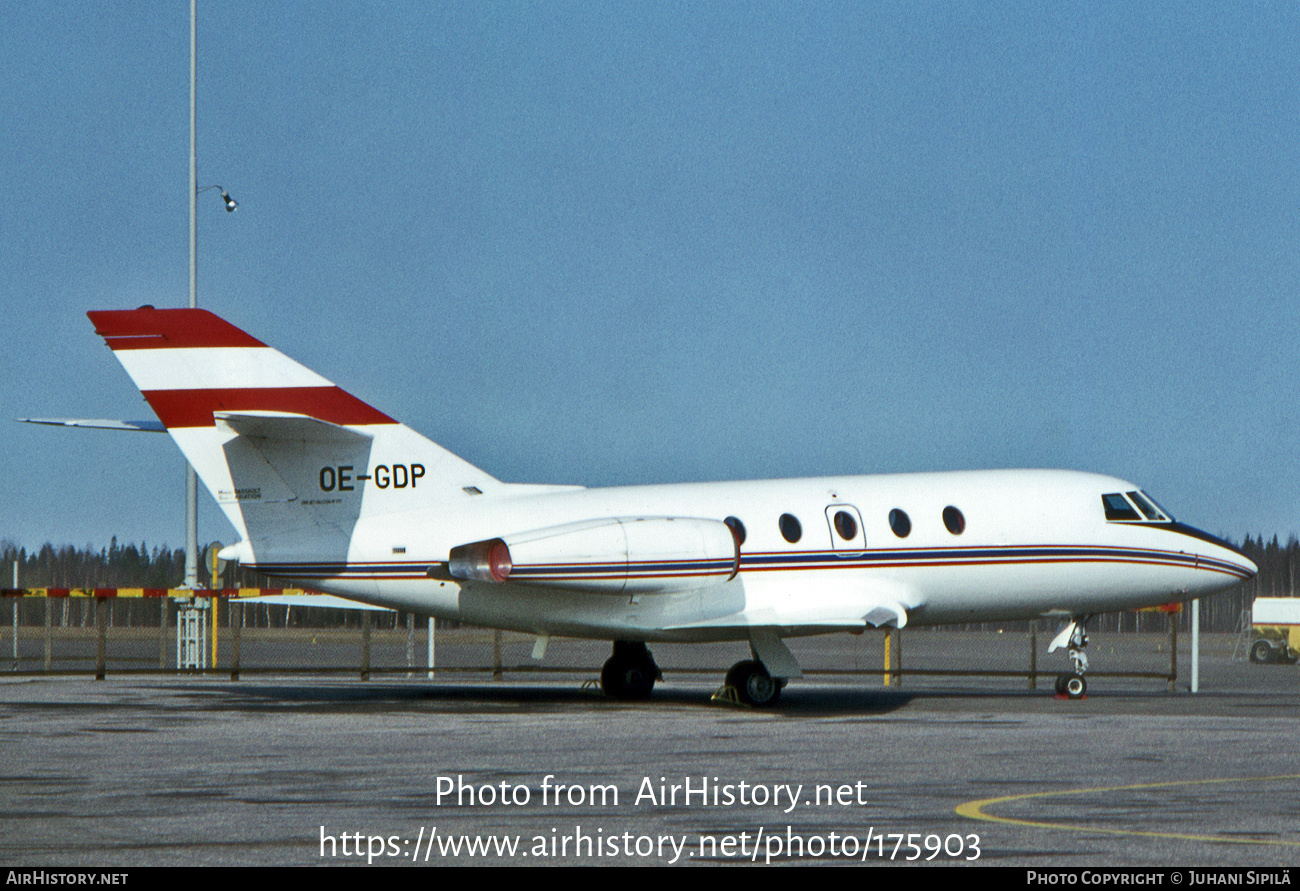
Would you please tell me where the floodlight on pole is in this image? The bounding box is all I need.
[199,184,238,212]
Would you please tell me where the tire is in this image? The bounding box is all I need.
[1064,673,1086,699]
[1250,640,1276,664]
[1054,674,1068,695]
[601,657,655,700]
[726,660,781,707]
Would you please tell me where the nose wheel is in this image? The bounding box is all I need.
[1054,672,1087,698]
[1048,616,1091,700]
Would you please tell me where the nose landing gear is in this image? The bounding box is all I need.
[1049,616,1091,700]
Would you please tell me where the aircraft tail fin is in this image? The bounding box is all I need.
[88,307,498,559]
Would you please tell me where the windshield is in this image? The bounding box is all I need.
[1102,490,1175,523]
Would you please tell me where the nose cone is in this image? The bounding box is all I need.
[1169,522,1257,584]
[1216,546,1258,583]
[1234,549,1260,580]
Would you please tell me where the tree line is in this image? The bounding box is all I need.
[1,537,276,591]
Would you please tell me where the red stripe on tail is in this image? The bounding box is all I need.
[143,388,397,428]
[88,308,265,350]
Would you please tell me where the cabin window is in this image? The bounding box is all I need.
[779,513,802,543]
[1102,493,1141,521]
[724,516,747,546]
[943,506,965,535]
[888,509,911,538]
[833,510,858,541]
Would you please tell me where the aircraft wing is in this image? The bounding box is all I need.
[661,576,917,634]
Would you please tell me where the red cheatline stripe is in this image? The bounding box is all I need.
[0,588,311,598]
[88,308,265,350]
[143,387,396,427]
[737,555,1252,579]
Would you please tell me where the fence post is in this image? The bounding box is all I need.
[493,629,502,681]
[159,597,168,669]
[1028,624,1038,689]
[1168,611,1177,693]
[10,561,16,669]
[95,596,107,680]
[895,628,902,686]
[883,628,901,687]
[44,596,52,672]
[360,610,371,681]
[210,595,218,670]
[427,617,436,680]
[882,628,892,686]
[230,599,241,681]
[1191,598,1200,694]
[405,612,413,677]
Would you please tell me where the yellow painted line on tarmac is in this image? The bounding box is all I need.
[956,775,1300,847]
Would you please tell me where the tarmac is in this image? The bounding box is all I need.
[1,657,1298,867]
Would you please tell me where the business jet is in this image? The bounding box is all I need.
[71,307,1254,705]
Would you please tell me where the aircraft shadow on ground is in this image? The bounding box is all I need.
[186,681,920,716]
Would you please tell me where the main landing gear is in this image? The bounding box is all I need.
[600,641,661,700]
[724,660,783,707]
[597,640,792,708]
[1048,615,1091,699]
[719,630,800,707]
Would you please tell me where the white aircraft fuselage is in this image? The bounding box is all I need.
[78,307,1255,704]
[272,470,1250,641]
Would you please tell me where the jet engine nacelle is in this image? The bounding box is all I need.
[448,517,740,594]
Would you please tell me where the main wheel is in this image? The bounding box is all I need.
[1064,673,1087,699]
[601,657,655,700]
[725,660,781,707]
[1250,640,1276,664]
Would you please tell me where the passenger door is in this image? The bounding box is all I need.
[825,504,866,556]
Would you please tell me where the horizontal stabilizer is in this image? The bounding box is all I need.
[20,418,166,433]
[215,411,375,444]
[236,592,392,611]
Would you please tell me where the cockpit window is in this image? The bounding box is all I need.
[1103,491,1175,523]
[1127,491,1167,521]
[1138,490,1174,522]
[1102,493,1141,521]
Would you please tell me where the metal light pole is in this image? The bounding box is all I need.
[186,0,199,589]
[186,1,236,588]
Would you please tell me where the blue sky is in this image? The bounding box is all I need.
[3,2,1297,552]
